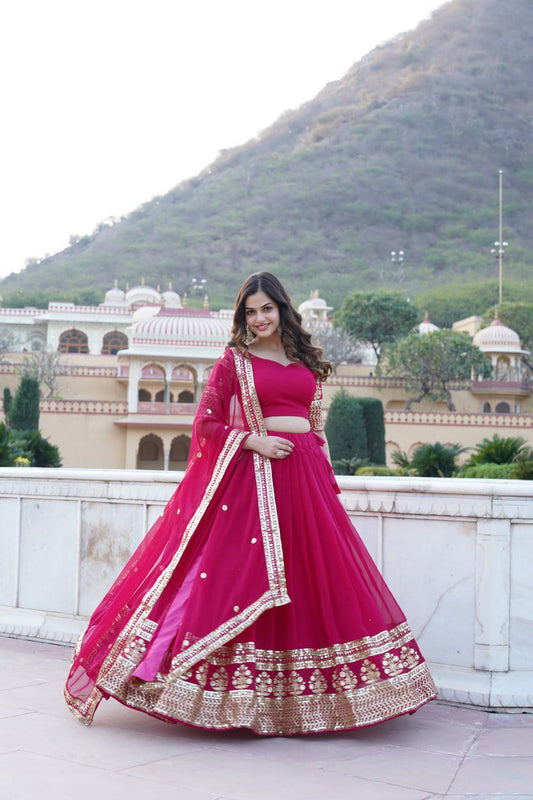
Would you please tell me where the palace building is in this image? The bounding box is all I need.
[1,285,532,469]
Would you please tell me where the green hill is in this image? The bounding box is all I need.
[2,0,533,313]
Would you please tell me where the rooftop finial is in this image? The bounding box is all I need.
[203,293,209,310]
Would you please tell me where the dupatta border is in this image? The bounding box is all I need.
[231,347,289,604]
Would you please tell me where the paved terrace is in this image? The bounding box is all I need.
[2,637,532,800]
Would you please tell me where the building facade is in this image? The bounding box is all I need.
[1,285,532,469]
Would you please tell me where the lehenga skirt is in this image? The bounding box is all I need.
[66,431,437,734]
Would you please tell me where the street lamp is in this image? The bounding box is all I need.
[190,277,207,293]
[490,170,508,305]
[391,250,405,282]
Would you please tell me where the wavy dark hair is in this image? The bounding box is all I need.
[227,272,332,381]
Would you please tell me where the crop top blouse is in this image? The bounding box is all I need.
[251,354,317,419]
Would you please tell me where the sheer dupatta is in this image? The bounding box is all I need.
[65,348,290,725]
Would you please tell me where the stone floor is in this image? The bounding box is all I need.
[1,637,533,800]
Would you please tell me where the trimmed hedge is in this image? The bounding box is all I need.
[355,466,397,476]
[353,397,386,465]
[325,389,367,462]
[461,463,515,479]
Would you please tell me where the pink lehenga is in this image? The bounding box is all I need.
[64,347,437,734]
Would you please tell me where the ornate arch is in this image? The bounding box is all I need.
[58,329,89,354]
[101,330,128,355]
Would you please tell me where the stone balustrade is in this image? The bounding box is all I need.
[0,468,531,712]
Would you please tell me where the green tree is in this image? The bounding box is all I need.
[480,302,533,352]
[8,376,41,431]
[384,330,492,410]
[334,291,418,363]
[325,389,367,464]
[3,387,12,420]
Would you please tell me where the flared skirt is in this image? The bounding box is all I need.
[70,431,437,734]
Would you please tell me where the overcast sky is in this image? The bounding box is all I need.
[0,0,447,282]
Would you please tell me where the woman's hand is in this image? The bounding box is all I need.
[243,434,294,460]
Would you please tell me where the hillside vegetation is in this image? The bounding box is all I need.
[2,0,533,313]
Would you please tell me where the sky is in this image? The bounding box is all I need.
[0,0,447,282]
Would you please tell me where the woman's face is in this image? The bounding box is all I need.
[244,290,280,340]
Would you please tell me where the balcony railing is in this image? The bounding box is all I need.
[137,401,198,415]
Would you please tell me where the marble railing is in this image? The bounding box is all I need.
[0,468,531,712]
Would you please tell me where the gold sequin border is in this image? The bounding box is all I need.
[96,659,437,735]
[195,621,416,670]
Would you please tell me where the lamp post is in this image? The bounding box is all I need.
[490,170,508,305]
[391,250,405,283]
[190,277,207,294]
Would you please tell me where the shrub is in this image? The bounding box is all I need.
[410,442,466,477]
[461,463,515,479]
[510,458,533,480]
[8,376,41,431]
[466,434,529,466]
[354,398,386,465]
[325,389,368,462]
[332,457,369,476]
[355,466,397,476]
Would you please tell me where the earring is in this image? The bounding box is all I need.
[245,325,253,344]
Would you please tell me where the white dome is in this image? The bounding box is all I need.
[162,289,182,309]
[473,318,524,353]
[131,305,160,324]
[126,284,161,307]
[418,313,439,334]
[103,282,125,304]
[132,309,231,347]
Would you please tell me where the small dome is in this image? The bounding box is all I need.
[126,282,161,308]
[131,305,160,325]
[103,281,125,304]
[162,282,182,309]
[418,312,439,335]
[473,318,523,352]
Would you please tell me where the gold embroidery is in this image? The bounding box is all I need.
[360,659,381,684]
[256,671,273,697]
[400,646,420,670]
[210,667,229,692]
[309,668,328,695]
[309,379,324,432]
[195,663,208,688]
[232,664,253,690]
[272,671,287,698]
[332,665,357,692]
[382,652,404,677]
[287,670,306,696]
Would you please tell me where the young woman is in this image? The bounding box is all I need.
[65,272,436,734]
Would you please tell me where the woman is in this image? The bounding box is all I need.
[65,272,436,734]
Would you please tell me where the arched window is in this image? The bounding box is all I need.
[136,434,164,469]
[482,402,491,413]
[29,337,44,351]
[101,330,128,355]
[495,401,511,413]
[178,390,194,403]
[138,389,151,402]
[155,390,174,403]
[169,435,191,469]
[58,329,89,354]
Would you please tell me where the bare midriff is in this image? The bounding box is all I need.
[264,416,311,433]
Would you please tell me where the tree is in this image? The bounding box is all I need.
[481,302,533,353]
[308,323,362,373]
[0,326,15,362]
[3,387,12,420]
[384,330,492,411]
[8,376,41,431]
[325,389,367,464]
[20,347,72,398]
[334,291,418,363]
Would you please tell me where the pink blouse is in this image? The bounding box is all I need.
[251,355,317,418]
